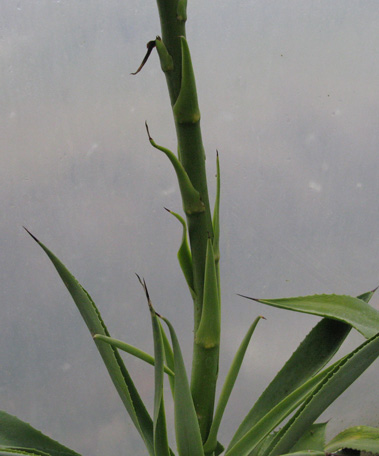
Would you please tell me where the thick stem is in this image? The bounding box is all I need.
[155,0,219,440]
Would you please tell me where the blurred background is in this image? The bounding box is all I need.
[1,1,378,454]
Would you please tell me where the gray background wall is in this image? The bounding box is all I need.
[1,1,378,454]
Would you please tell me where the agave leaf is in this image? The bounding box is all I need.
[0,411,80,456]
[204,316,264,454]
[136,275,171,456]
[212,152,221,301]
[93,334,174,377]
[165,208,195,295]
[228,319,350,451]
[275,452,325,456]
[159,320,175,397]
[325,426,379,454]
[229,290,375,451]
[140,279,171,456]
[160,316,204,456]
[212,151,220,267]
[0,450,49,456]
[195,238,220,349]
[24,229,154,455]
[145,123,204,215]
[288,423,327,452]
[264,332,379,456]
[224,361,338,456]
[239,290,379,338]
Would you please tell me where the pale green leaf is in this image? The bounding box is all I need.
[325,426,379,454]
[93,334,174,377]
[239,291,379,338]
[160,316,204,456]
[204,316,263,454]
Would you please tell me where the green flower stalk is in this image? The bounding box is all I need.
[2,2,378,456]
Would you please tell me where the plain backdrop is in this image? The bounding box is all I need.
[1,1,378,454]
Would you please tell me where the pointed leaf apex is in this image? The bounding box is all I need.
[237,293,261,303]
[23,226,40,243]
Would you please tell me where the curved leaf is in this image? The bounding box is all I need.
[239,290,379,338]
[0,451,49,456]
[24,229,154,455]
[93,334,174,377]
[0,411,80,456]
[325,426,379,454]
[265,332,379,456]
[228,318,351,451]
[224,362,337,456]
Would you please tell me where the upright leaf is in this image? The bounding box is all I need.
[204,316,263,454]
[137,275,171,456]
[160,316,204,456]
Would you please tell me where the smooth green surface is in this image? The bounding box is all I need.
[204,316,263,454]
[242,293,379,338]
[93,334,175,377]
[161,317,204,456]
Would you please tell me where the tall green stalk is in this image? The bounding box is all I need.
[155,0,218,439]
[2,3,378,456]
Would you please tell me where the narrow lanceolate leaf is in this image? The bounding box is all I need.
[24,229,154,456]
[264,332,379,456]
[228,318,352,451]
[160,316,204,456]
[212,152,220,266]
[325,426,379,455]
[212,152,221,301]
[203,316,264,455]
[195,238,220,349]
[159,320,175,397]
[0,410,80,456]
[224,362,337,456]
[145,123,204,215]
[239,290,379,338]
[142,281,170,456]
[165,208,194,295]
[93,334,174,377]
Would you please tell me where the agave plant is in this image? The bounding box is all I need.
[1,1,378,456]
